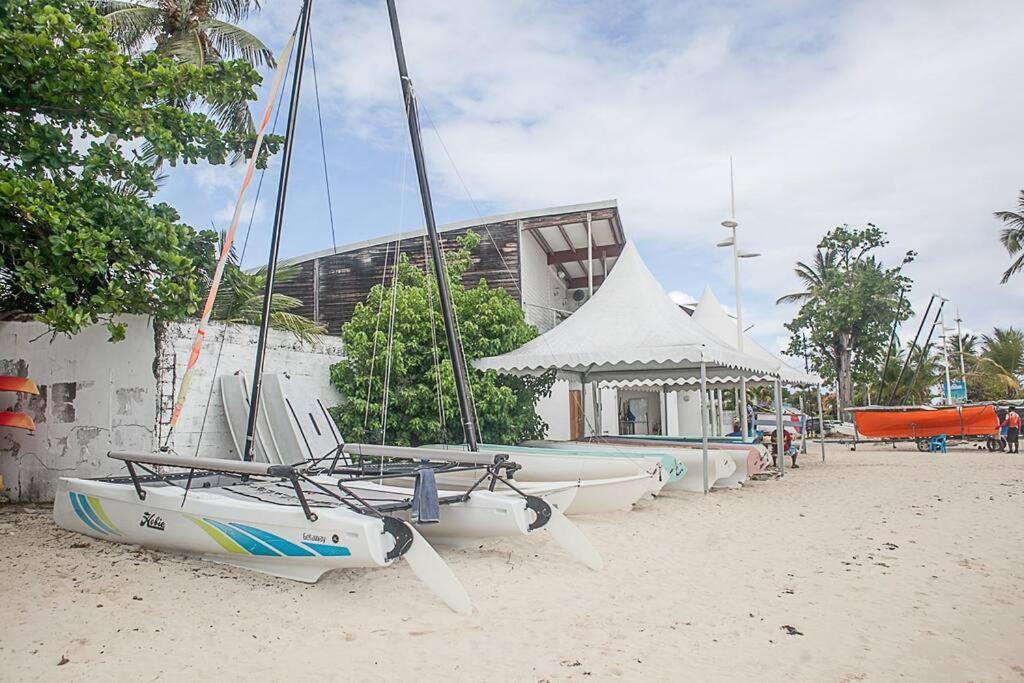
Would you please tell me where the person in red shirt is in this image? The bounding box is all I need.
[1006,407,1021,454]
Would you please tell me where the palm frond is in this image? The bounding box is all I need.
[775,292,809,305]
[207,0,261,23]
[201,18,276,68]
[267,311,326,344]
[90,2,163,54]
[156,28,210,66]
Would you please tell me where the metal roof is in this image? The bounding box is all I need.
[274,200,626,284]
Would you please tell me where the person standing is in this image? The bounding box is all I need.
[1006,407,1021,454]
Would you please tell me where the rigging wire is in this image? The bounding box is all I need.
[189,41,296,459]
[308,28,339,254]
[422,235,449,444]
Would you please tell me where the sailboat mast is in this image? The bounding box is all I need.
[384,0,480,451]
[241,0,315,462]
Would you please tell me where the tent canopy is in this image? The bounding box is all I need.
[474,242,780,382]
[690,286,822,386]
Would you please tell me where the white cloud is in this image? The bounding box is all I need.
[668,290,696,306]
[240,0,1024,349]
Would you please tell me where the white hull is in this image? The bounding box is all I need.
[413,444,652,482]
[429,472,655,515]
[54,477,399,583]
[317,479,534,546]
[657,449,736,492]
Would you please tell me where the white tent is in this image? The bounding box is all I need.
[474,243,780,383]
[691,286,822,387]
[474,242,783,493]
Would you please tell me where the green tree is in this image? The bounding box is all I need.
[90,0,274,138]
[970,328,1024,400]
[995,190,1024,283]
[330,232,554,446]
[0,0,278,339]
[209,236,325,343]
[777,225,915,415]
[876,342,942,405]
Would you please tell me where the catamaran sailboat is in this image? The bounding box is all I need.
[56,0,603,611]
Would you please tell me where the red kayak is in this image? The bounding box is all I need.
[851,405,999,439]
[0,376,39,395]
[0,411,35,431]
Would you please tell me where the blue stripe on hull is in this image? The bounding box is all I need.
[303,542,351,557]
[229,523,315,557]
[69,493,108,535]
[205,519,279,556]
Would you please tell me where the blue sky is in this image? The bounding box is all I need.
[157,0,1024,357]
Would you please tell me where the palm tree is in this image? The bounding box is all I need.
[995,190,1024,283]
[775,248,838,305]
[209,237,326,343]
[89,0,274,137]
[974,328,1024,398]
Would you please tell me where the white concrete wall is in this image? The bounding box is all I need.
[520,229,570,333]
[157,320,343,460]
[535,376,581,440]
[0,317,157,502]
[675,389,704,436]
[0,316,343,502]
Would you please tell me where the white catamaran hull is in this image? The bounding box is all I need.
[54,477,400,583]
[428,472,656,516]
[317,479,535,546]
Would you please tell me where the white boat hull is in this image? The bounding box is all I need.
[54,477,399,583]
[319,479,534,546]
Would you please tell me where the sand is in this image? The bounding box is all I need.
[2,444,1023,681]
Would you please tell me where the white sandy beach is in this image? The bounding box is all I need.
[2,444,1023,681]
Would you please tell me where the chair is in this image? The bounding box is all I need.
[928,435,947,453]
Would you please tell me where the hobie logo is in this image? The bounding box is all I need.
[140,512,165,531]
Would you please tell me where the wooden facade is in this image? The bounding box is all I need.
[269,201,625,337]
[273,221,520,335]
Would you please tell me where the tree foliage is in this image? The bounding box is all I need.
[995,190,1024,284]
[89,0,275,141]
[0,0,279,339]
[209,234,325,343]
[778,225,915,413]
[330,232,554,446]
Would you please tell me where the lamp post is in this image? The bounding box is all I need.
[717,161,760,442]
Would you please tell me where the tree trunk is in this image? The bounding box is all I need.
[837,333,854,419]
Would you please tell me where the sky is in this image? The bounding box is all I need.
[158,0,1024,359]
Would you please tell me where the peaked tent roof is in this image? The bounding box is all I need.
[474,242,780,382]
[691,286,821,386]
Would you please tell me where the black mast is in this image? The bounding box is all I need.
[887,294,934,406]
[242,0,315,462]
[384,0,480,451]
[877,286,906,402]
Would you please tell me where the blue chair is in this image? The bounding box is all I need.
[928,435,947,453]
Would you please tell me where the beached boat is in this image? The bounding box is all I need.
[850,404,999,446]
[56,452,473,613]
[219,378,601,566]
[591,435,771,481]
[534,439,738,491]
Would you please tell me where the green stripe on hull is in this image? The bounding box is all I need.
[187,516,246,554]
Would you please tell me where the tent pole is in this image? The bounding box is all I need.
[700,362,709,494]
[775,378,785,476]
[716,390,725,436]
[817,383,826,463]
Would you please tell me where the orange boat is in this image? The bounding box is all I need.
[851,404,999,439]
[0,375,39,431]
[0,376,39,395]
[0,411,35,431]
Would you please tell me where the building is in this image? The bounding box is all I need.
[271,200,626,335]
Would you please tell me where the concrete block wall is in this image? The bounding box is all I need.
[0,316,343,502]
